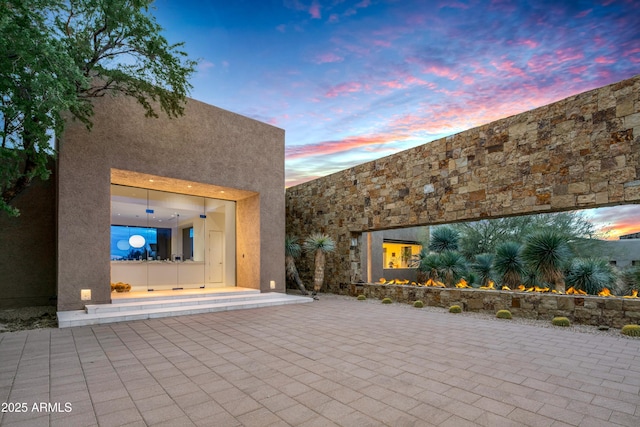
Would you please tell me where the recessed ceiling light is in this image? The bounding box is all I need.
[149,179,154,182]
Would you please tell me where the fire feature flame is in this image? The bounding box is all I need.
[597,288,613,297]
[479,280,495,290]
[566,287,587,295]
[623,289,639,298]
[455,279,471,288]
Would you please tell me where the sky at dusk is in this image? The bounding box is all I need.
[151,0,640,238]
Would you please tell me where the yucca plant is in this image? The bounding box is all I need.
[437,251,467,287]
[565,258,616,295]
[418,252,441,281]
[303,233,336,298]
[494,242,525,289]
[522,231,572,292]
[471,253,494,288]
[285,235,308,295]
[429,226,460,253]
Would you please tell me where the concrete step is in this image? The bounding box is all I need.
[86,292,271,314]
[112,288,261,304]
[57,292,313,328]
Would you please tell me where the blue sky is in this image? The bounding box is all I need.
[151,0,640,237]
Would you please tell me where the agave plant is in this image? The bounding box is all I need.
[285,235,307,295]
[565,258,616,295]
[428,226,460,253]
[303,233,336,297]
[493,242,525,288]
[522,231,572,292]
[471,253,494,287]
[437,251,467,287]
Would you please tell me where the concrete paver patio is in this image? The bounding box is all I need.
[1,295,639,426]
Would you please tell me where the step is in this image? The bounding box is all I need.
[86,292,271,314]
[57,293,312,328]
[112,288,261,304]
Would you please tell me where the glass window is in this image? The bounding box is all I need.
[383,241,422,269]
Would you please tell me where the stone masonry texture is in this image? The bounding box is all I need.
[286,74,640,291]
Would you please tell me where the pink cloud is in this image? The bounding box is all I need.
[373,40,392,47]
[490,59,527,77]
[576,8,592,18]
[595,56,615,64]
[555,48,584,63]
[286,134,404,159]
[314,52,344,64]
[325,81,362,97]
[309,1,321,19]
[424,65,459,80]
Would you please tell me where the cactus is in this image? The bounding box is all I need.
[449,305,462,313]
[357,294,366,301]
[381,297,392,304]
[621,324,640,337]
[413,300,424,308]
[496,310,512,319]
[552,316,571,327]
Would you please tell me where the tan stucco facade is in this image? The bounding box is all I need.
[57,94,285,310]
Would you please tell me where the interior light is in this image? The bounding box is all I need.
[149,179,154,182]
[129,235,146,248]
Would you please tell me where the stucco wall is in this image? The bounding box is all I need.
[286,74,640,290]
[58,94,285,310]
[0,174,56,308]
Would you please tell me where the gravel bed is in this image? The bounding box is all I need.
[0,306,58,332]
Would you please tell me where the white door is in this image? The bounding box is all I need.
[208,230,223,282]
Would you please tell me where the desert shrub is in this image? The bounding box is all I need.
[449,305,462,313]
[552,317,571,327]
[621,325,640,337]
[413,300,424,308]
[496,310,512,319]
[381,297,392,304]
[357,294,366,300]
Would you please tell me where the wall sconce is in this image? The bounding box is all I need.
[270,280,276,289]
[81,289,91,301]
[350,237,358,247]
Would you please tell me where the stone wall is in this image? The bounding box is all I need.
[286,74,640,289]
[329,283,640,328]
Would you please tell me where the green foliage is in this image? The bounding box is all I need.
[471,253,494,287]
[417,251,441,280]
[285,235,302,258]
[620,325,640,337]
[522,231,572,290]
[449,305,462,313]
[452,212,606,259]
[413,300,424,308]
[303,233,336,254]
[494,242,525,288]
[381,297,392,304]
[429,226,460,253]
[437,251,467,287]
[357,294,366,300]
[1,0,197,216]
[566,258,616,295]
[496,310,512,319]
[620,266,640,294]
[551,317,571,327]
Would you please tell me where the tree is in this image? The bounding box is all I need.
[471,253,494,288]
[437,251,467,287]
[1,0,197,216]
[428,226,460,253]
[493,242,525,289]
[565,258,616,295]
[522,231,572,292]
[285,235,308,295]
[452,212,605,260]
[303,233,336,299]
